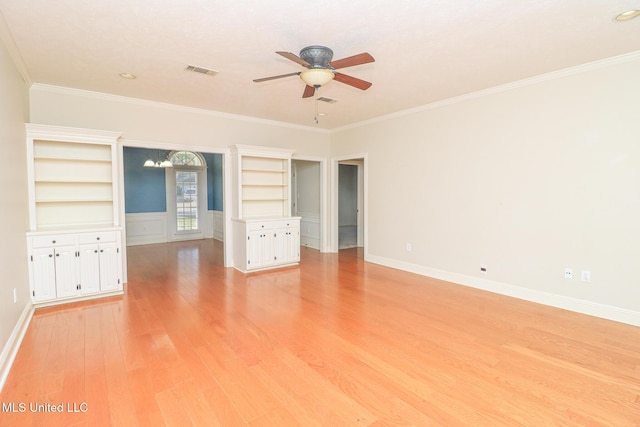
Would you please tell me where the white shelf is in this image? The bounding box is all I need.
[26,124,122,232]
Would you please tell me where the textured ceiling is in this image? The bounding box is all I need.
[1,0,639,129]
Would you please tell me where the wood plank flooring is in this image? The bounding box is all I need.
[1,239,639,426]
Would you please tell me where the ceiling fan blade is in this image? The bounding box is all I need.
[329,52,375,69]
[333,72,372,90]
[302,85,316,98]
[276,51,311,67]
[253,72,300,83]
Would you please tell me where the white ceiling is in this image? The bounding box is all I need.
[1,0,639,129]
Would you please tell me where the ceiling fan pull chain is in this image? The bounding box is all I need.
[314,89,320,124]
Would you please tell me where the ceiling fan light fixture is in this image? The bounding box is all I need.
[300,68,335,88]
[614,10,640,21]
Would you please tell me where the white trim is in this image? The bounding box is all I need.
[331,154,368,254]
[231,144,296,159]
[31,83,330,134]
[292,154,329,252]
[33,290,124,309]
[120,138,228,155]
[298,212,321,250]
[0,302,34,392]
[166,151,208,242]
[212,210,224,241]
[333,50,640,133]
[26,123,123,144]
[366,254,640,327]
[125,212,169,246]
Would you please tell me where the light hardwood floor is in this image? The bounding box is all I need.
[1,239,639,426]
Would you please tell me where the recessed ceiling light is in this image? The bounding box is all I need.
[614,10,640,22]
[119,72,137,79]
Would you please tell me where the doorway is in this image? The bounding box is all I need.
[291,158,325,251]
[165,151,207,242]
[332,155,366,253]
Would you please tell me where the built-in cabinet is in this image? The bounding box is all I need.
[233,218,300,272]
[27,230,123,304]
[231,145,300,272]
[25,124,124,306]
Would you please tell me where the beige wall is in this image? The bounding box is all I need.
[29,85,331,157]
[294,160,321,215]
[0,35,30,370]
[332,54,640,319]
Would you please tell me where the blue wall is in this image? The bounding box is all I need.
[123,147,223,214]
[203,152,224,211]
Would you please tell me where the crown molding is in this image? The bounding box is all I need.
[30,83,331,135]
[0,9,31,86]
[333,50,640,133]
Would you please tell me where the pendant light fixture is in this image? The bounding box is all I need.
[143,150,173,168]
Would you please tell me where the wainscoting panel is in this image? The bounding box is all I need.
[299,212,320,250]
[212,210,224,241]
[126,211,224,246]
[125,212,168,246]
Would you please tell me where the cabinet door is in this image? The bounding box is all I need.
[79,244,101,294]
[55,246,80,299]
[31,248,57,302]
[246,231,264,269]
[98,242,121,292]
[261,231,277,267]
[286,227,300,262]
[274,226,300,264]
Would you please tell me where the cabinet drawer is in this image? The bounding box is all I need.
[77,231,117,244]
[31,234,76,248]
[246,219,299,231]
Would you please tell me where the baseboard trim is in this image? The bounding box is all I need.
[366,254,640,327]
[0,302,34,392]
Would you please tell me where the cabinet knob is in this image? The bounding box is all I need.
[52,240,56,244]
[96,237,100,241]
[100,249,104,253]
[56,253,59,257]
[94,250,98,253]
[48,254,53,258]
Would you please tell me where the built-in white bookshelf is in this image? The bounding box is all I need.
[25,124,125,307]
[241,156,289,218]
[230,145,300,272]
[26,124,122,231]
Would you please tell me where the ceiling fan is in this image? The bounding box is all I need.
[253,46,375,98]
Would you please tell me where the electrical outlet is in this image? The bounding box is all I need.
[406,243,412,252]
[564,268,573,279]
[581,270,591,283]
[13,288,17,303]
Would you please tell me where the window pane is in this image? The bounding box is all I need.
[176,170,198,231]
[171,151,202,166]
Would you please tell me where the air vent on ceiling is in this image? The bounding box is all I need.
[185,65,218,76]
[317,96,338,103]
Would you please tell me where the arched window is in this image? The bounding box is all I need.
[167,151,207,236]
[170,151,203,167]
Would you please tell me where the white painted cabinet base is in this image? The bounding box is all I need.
[27,228,124,307]
[232,218,300,272]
